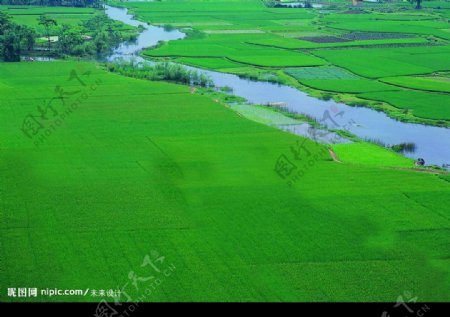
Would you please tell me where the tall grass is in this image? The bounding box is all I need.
[106,60,214,87]
[391,142,417,153]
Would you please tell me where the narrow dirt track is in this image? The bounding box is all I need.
[384,167,448,175]
[328,148,341,163]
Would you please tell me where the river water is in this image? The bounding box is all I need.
[104,5,450,168]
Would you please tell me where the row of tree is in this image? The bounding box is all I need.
[0,12,35,61]
[106,61,214,87]
[0,0,103,7]
[46,13,136,57]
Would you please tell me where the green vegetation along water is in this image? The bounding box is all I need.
[0,5,139,60]
[113,0,450,127]
[1,0,450,303]
[102,4,450,168]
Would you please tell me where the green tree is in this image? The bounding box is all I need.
[93,31,109,53]
[38,15,57,52]
[0,11,10,27]
[409,0,422,9]
[2,31,21,62]
[20,26,36,52]
[0,12,35,61]
[56,25,83,55]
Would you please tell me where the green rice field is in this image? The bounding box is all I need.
[1,0,450,304]
[1,61,450,302]
[0,5,96,28]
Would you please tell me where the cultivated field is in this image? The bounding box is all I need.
[0,5,96,28]
[1,61,449,301]
[113,0,450,125]
[1,0,450,304]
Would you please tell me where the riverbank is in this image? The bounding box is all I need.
[9,3,444,168]
[2,2,450,302]
[101,4,450,168]
[164,57,450,128]
[114,0,450,128]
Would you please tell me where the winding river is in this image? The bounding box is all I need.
[104,5,450,168]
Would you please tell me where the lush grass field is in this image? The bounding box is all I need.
[228,103,300,126]
[177,57,244,70]
[311,46,450,79]
[1,61,450,302]
[247,36,430,50]
[321,10,450,41]
[359,90,450,120]
[298,79,399,94]
[0,5,96,28]
[145,33,327,67]
[381,75,450,93]
[285,67,399,93]
[331,143,414,168]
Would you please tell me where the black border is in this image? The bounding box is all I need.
[1,302,449,317]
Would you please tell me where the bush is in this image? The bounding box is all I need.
[106,60,214,87]
[391,142,416,153]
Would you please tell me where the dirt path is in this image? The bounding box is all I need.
[385,167,448,175]
[328,148,341,163]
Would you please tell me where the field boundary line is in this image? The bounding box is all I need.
[378,78,450,95]
[146,136,170,158]
[384,166,448,175]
